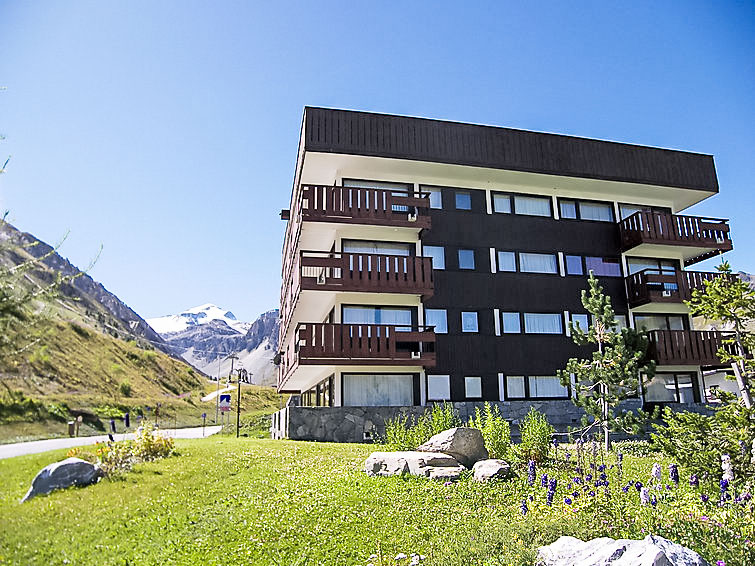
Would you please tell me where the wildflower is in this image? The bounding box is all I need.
[443,481,453,487]
[585,473,593,482]
[541,474,549,488]
[565,451,571,461]
[634,481,643,491]
[572,491,579,498]
[689,474,699,488]
[520,498,528,516]
[716,561,726,566]
[651,463,662,482]
[701,494,709,503]
[598,464,606,472]
[588,490,595,497]
[640,487,650,505]
[669,464,679,486]
[721,454,734,483]
[527,460,536,486]
[621,485,630,493]
[651,494,657,507]
[395,553,408,560]
[546,479,557,506]
[617,451,623,463]
[564,497,572,505]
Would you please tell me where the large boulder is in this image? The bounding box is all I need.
[537,535,709,566]
[416,427,488,467]
[364,451,466,480]
[21,457,103,503]
[472,459,515,482]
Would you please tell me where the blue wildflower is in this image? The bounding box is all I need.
[521,498,528,516]
[541,474,548,488]
[564,497,572,505]
[689,474,699,488]
[527,460,536,486]
[669,464,679,486]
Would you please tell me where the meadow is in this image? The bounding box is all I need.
[1,437,752,566]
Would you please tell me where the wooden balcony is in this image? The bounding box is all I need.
[299,251,434,298]
[647,330,728,367]
[299,185,432,229]
[279,323,436,384]
[625,269,723,308]
[619,211,732,266]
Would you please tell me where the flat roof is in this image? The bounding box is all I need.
[302,107,718,193]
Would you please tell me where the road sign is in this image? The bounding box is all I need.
[219,394,231,412]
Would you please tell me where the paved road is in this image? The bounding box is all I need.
[0,425,223,460]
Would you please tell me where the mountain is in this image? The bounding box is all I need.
[148,306,279,386]
[147,304,251,335]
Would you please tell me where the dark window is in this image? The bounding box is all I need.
[584,256,622,277]
[558,198,614,222]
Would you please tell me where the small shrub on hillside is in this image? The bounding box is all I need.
[133,424,174,461]
[69,322,91,338]
[517,407,554,463]
[613,439,658,458]
[119,380,132,397]
[468,402,511,459]
[652,403,755,483]
[46,402,69,422]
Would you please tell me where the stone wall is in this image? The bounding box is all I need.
[270,400,636,443]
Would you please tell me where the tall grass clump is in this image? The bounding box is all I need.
[517,407,553,463]
[382,403,460,450]
[467,402,511,459]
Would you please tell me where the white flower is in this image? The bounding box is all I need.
[722,454,734,482]
[640,487,650,505]
[651,462,661,481]
[395,553,408,560]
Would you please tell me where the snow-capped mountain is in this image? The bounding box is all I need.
[147,306,279,386]
[147,304,251,335]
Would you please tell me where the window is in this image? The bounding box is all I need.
[570,313,589,331]
[634,314,686,331]
[565,255,583,275]
[528,376,569,398]
[342,240,412,256]
[423,245,445,270]
[342,306,414,328]
[455,190,471,210]
[497,251,516,272]
[424,187,442,209]
[514,195,551,217]
[584,257,622,277]
[492,193,512,213]
[613,315,627,329]
[627,257,678,275]
[461,311,479,333]
[645,373,699,404]
[427,375,451,401]
[501,312,521,333]
[458,249,475,270]
[620,204,645,220]
[579,202,614,222]
[524,313,563,334]
[465,376,482,398]
[424,309,448,334]
[519,252,558,274]
[559,200,577,219]
[342,373,414,406]
[505,376,526,399]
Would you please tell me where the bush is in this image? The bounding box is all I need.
[652,403,755,484]
[613,439,659,458]
[133,424,174,461]
[119,381,132,397]
[468,402,511,459]
[95,441,135,477]
[381,403,460,450]
[517,407,554,463]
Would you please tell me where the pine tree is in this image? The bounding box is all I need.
[558,272,656,450]
[686,261,754,408]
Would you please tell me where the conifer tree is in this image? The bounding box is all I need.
[558,272,656,450]
[686,261,753,408]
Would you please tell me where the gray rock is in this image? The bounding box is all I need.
[21,457,102,502]
[472,459,515,482]
[537,534,709,566]
[416,427,488,467]
[364,451,464,479]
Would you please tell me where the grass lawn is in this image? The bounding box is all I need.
[0,438,752,565]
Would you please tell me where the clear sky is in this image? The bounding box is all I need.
[1,1,753,322]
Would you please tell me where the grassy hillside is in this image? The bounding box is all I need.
[0,319,283,443]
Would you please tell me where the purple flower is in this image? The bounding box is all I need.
[622,485,630,493]
[598,464,606,472]
[640,487,650,505]
[701,494,709,503]
[573,477,583,485]
[541,474,549,488]
[617,452,623,463]
[634,481,643,491]
[546,478,557,506]
[669,464,679,485]
[716,561,726,566]
[572,491,579,498]
[585,474,593,482]
[520,498,528,516]
[527,460,536,486]
[564,497,572,505]
[588,490,595,497]
[565,451,571,461]
[651,494,657,507]
[720,479,729,493]
[689,474,699,488]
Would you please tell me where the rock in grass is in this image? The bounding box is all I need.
[416,427,488,468]
[472,459,515,482]
[21,457,103,503]
[537,534,709,566]
[364,451,465,480]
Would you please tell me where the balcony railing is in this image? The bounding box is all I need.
[625,269,723,308]
[619,211,732,265]
[299,251,434,297]
[300,185,432,229]
[647,329,728,367]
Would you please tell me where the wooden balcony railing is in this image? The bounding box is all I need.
[279,323,436,384]
[299,251,434,297]
[619,211,732,265]
[625,269,723,308]
[647,329,728,367]
[300,185,432,229]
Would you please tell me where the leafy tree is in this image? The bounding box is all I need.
[558,272,656,450]
[686,261,754,408]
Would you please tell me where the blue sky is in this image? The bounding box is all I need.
[1,1,753,322]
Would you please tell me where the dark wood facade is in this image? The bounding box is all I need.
[625,269,724,308]
[647,330,729,367]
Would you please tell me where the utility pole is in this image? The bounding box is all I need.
[235,367,246,438]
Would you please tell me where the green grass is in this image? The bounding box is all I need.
[1,439,753,566]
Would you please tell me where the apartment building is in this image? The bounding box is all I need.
[272,107,733,442]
